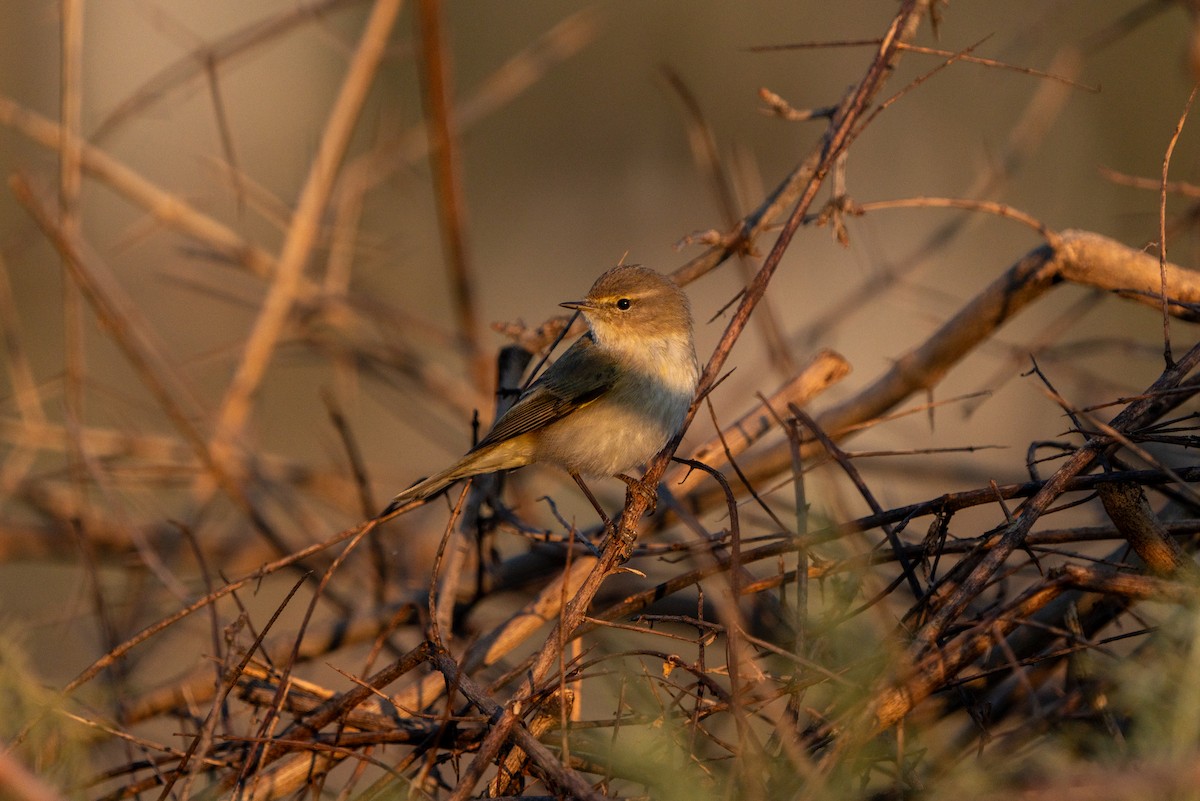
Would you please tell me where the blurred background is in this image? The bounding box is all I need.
[2,0,1200,792]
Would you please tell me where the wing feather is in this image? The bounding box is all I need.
[473,334,618,450]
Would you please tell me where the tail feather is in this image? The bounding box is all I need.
[379,464,464,517]
[378,442,532,518]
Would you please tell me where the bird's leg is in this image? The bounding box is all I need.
[616,473,657,516]
[569,471,612,553]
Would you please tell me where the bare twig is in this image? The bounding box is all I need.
[1158,83,1200,366]
[209,0,404,469]
[416,0,487,394]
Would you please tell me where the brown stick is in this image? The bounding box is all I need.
[1098,481,1197,577]
[415,0,487,393]
[907,336,1200,657]
[9,173,295,558]
[209,0,404,466]
[731,229,1200,492]
[429,648,607,801]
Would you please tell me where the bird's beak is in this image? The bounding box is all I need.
[559,300,592,312]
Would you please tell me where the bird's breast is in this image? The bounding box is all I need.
[534,339,698,477]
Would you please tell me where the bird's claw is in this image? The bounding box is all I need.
[617,474,658,516]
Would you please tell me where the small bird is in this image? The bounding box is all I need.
[382,264,699,518]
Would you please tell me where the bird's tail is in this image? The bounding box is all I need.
[378,442,531,518]
[378,464,464,517]
[379,444,519,517]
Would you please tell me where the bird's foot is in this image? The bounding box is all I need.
[617,474,658,516]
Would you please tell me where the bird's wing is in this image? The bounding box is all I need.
[474,334,618,449]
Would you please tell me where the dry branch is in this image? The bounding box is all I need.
[725,229,1200,494]
[209,0,403,465]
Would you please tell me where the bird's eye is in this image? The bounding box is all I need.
[616,298,632,310]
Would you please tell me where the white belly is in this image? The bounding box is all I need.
[534,350,696,477]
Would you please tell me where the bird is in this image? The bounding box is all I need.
[381,264,699,520]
